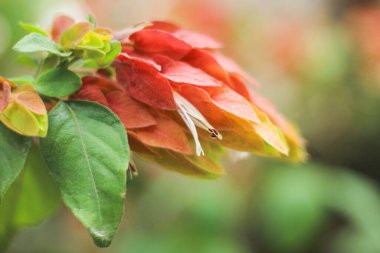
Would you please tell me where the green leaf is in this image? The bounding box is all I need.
[13,33,71,57]
[70,59,99,69]
[83,48,106,59]
[35,67,81,97]
[60,22,93,49]
[17,54,37,67]
[0,144,60,250]
[19,21,49,37]
[40,101,129,247]
[77,32,105,50]
[88,16,97,27]
[0,123,32,203]
[99,41,121,66]
[8,76,35,85]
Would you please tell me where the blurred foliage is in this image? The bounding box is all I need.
[0,0,48,76]
[251,162,380,253]
[0,145,60,251]
[296,15,380,181]
[2,0,380,253]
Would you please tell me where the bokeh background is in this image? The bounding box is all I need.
[1,0,380,252]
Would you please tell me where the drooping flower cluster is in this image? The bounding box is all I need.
[71,21,306,178]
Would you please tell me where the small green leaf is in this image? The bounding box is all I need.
[83,48,106,60]
[0,144,60,250]
[99,41,121,66]
[8,76,35,85]
[19,21,49,37]
[70,59,98,69]
[0,123,32,203]
[40,101,129,247]
[35,67,81,97]
[13,33,71,57]
[60,22,93,49]
[77,32,105,50]
[88,16,97,27]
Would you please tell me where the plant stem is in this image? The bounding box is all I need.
[34,53,47,79]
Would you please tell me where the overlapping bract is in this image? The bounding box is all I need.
[72,21,306,178]
[0,77,47,137]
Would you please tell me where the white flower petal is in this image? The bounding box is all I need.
[174,92,222,140]
[177,103,204,156]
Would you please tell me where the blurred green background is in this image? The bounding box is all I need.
[1,0,380,252]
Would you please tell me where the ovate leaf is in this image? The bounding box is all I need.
[13,33,71,57]
[0,145,60,250]
[36,67,81,97]
[40,101,129,247]
[0,123,32,203]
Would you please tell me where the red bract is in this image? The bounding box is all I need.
[119,60,177,110]
[73,21,306,178]
[51,15,74,42]
[154,55,222,87]
[345,8,380,76]
[130,30,192,59]
[106,91,156,129]
[0,78,13,112]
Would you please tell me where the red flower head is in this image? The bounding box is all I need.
[73,21,306,178]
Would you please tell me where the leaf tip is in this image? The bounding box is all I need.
[90,230,113,248]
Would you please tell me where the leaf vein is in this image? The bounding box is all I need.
[65,104,104,226]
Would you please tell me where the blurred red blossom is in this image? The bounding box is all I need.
[346,7,380,75]
[268,21,307,74]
